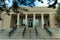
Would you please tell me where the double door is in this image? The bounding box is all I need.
[28,18,33,28]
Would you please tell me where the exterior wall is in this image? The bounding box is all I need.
[0,13,58,28]
[0,12,5,28]
[3,14,11,28]
[50,13,59,28]
[0,7,58,28]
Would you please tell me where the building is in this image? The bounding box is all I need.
[0,7,59,29]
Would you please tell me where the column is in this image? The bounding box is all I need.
[41,14,44,28]
[25,14,28,28]
[49,14,53,28]
[33,14,35,28]
[17,14,20,28]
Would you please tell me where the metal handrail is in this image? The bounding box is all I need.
[8,26,17,38]
[44,25,53,37]
[35,26,38,36]
[22,26,26,37]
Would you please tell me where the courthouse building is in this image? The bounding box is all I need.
[0,7,59,29]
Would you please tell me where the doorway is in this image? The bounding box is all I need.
[28,18,33,28]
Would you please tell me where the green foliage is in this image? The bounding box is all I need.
[0,0,58,16]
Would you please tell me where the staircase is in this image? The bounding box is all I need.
[11,28,24,39]
[48,28,60,38]
[37,28,50,38]
[0,28,12,39]
[0,28,60,39]
[23,28,37,39]
[9,28,51,39]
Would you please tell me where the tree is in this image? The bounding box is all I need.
[47,0,57,9]
[0,0,10,15]
[0,0,58,15]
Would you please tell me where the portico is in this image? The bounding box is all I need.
[10,13,50,28]
[0,7,58,29]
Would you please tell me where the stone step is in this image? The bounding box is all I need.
[0,28,60,39]
[11,28,24,39]
[37,28,50,38]
[0,39,60,40]
[14,28,50,39]
[48,28,60,38]
[0,28,12,39]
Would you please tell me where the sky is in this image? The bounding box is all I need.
[34,0,60,6]
[5,0,60,7]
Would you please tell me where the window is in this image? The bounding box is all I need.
[35,19,40,27]
[21,19,26,26]
[0,14,2,20]
[44,19,46,25]
[23,19,26,25]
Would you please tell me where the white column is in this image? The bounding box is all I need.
[33,14,35,28]
[41,14,44,28]
[17,14,20,28]
[25,14,28,28]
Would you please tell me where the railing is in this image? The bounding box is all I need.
[22,26,26,37]
[44,25,53,37]
[35,26,38,36]
[8,26,17,38]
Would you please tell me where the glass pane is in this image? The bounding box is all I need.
[44,19,46,25]
[23,19,25,24]
[35,19,40,26]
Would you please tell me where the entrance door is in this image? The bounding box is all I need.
[28,18,33,28]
